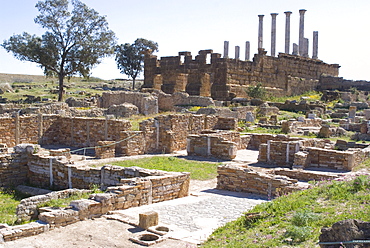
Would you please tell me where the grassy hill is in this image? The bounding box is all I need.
[201,173,370,247]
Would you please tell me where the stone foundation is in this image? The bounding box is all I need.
[187,132,238,160]
[99,91,158,115]
[217,164,304,197]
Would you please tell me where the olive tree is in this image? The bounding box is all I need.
[115,38,158,90]
[2,0,116,101]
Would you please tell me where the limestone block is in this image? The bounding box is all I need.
[139,211,159,229]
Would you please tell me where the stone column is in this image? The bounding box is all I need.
[312,31,318,59]
[235,46,240,59]
[223,41,229,58]
[258,15,264,49]
[270,13,278,57]
[245,41,250,60]
[284,11,292,54]
[292,43,298,55]
[303,38,309,57]
[299,9,307,56]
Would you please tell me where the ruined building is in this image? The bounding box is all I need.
[143,10,340,101]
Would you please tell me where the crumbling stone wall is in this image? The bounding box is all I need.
[0,115,131,149]
[319,75,370,91]
[27,152,190,194]
[152,91,215,111]
[139,114,236,154]
[144,49,339,101]
[99,91,158,115]
[187,132,238,160]
[0,150,29,187]
[217,164,302,197]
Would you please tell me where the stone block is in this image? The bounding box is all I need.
[139,211,159,229]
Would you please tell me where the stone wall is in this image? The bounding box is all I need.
[139,114,234,154]
[281,118,323,134]
[0,148,30,187]
[99,91,158,115]
[217,164,302,197]
[27,152,190,192]
[304,147,368,171]
[0,115,132,149]
[318,75,370,91]
[152,91,215,111]
[16,189,91,223]
[144,49,340,101]
[187,132,239,160]
[258,141,301,167]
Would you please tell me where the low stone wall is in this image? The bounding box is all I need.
[0,144,38,187]
[27,153,190,192]
[282,118,323,134]
[258,140,301,167]
[139,114,235,154]
[273,168,341,182]
[100,91,158,115]
[187,133,238,160]
[0,115,132,149]
[118,131,145,156]
[16,189,91,223]
[217,164,302,197]
[154,91,215,111]
[95,141,116,159]
[0,221,49,242]
[246,133,297,150]
[304,147,368,171]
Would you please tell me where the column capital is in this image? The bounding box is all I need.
[271,13,279,17]
[284,11,292,16]
[299,9,307,15]
[258,15,264,18]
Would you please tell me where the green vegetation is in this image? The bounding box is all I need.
[268,90,322,103]
[110,156,220,180]
[242,126,283,135]
[2,0,116,101]
[247,83,267,100]
[202,174,370,247]
[0,188,28,225]
[37,188,102,209]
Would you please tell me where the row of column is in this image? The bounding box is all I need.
[257,9,319,59]
[223,9,319,60]
[223,41,250,60]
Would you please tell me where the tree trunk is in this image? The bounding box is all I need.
[132,77,136,91]
[58,74,64,101]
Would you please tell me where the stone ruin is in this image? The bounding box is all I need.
[142,9,340,101]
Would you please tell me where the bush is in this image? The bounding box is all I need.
[284,226,313,243]
[247,83,266,100]
[291,209,319,227]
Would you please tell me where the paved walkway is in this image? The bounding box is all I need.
[108,181,267,244]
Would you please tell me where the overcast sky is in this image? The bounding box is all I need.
[1,0,369,81]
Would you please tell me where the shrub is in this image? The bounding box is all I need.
[291,209,319,227]
[284,226,313,243]
[247,83,266,100]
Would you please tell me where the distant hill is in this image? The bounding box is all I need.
[0,73,54,84]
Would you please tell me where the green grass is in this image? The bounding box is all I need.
[243,126,284,134]
[201,174,370,248]
[268,90,322,103]
[0,188,28,225]
[37,190,100,209]
[110,156,220,180]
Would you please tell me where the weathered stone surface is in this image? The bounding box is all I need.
[144,50,339,101]
[319,219,370,248]
[107,103,139,117]
[100,91,158,115]
[139,211,159,229]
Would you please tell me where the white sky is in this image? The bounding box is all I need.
[0,0,369,81]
